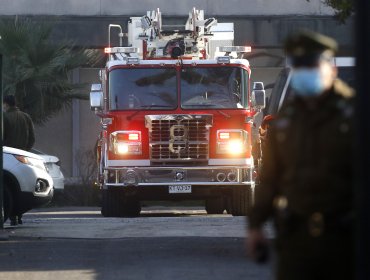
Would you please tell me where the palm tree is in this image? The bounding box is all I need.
[307,0,354,22]
[0,18,100,124]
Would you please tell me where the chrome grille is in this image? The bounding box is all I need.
[151,143,209,160]
[145,115,212,163]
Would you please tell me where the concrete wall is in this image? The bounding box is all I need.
[0,1,353,50]
[34,68,101,178]
[0,16,354,52]
[0,0,335,16]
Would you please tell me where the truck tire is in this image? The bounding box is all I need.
[101,188,141,217]
[3,183,14,222]
[231,187,253,216]
[205,197,225,214]
[101,188,124,217]
[122,199,141,217]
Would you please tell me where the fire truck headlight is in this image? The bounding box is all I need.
[110,131,142,155]
[229,140,244,154]
[216,129,247,155]
[116,143,129,154]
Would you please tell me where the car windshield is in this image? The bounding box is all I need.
[180,67,247,109]
[109,68,177,110]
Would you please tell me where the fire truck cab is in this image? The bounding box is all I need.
[90,8,265,217]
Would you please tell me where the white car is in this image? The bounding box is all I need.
[3,146,54,222]
[31,149,65,192]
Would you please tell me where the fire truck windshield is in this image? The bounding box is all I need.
[109,68,177,110]
[180,66,247,109]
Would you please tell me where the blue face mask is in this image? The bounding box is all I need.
[290,69,324,97]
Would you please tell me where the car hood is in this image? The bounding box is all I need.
[3,146,44,160]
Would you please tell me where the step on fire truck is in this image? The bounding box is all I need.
[90,8,266,217]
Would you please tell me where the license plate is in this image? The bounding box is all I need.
[169,185,192,194]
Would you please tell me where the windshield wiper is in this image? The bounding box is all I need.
[127,105,173,121]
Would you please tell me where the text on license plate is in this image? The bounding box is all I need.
[169,185,192,194]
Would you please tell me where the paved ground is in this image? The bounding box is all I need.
[0,206,274,280]
[3,207,274,239]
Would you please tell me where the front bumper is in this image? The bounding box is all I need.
[52,176,65,191]
[16,187,54,214]
[103,165,255,188]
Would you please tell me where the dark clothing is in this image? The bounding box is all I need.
[276,239,353,280]
[4,107,35,151]
[249,79,355,279]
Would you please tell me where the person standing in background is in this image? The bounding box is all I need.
[3,95,35,151]
[3,95,36,225]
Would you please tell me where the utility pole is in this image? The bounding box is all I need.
[0,53,4,232]
[0,53,3,229]
[0,49,9,241]
[355,0,370,279]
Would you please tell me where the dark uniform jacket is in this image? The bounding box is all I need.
[249,79,354,250]
[4,107,35,151]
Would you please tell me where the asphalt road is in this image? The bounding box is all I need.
[0,206,273,280]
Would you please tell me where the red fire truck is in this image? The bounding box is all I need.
[90,8,266,217]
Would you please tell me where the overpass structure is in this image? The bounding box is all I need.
[0,0,354,52]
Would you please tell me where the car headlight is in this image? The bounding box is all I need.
[216,129,248,155]
[109,131,142,155]
[14,155,47,171]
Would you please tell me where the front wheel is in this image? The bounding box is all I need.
[205,197,225,214]
[122,199,141,217]
[230,187,253,216]
[101,188,124,217]
[101,188,141,218]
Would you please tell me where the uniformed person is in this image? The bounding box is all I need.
[247,30,355,280]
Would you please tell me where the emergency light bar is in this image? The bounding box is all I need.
[219,46,252,53]
[104,47,139,54]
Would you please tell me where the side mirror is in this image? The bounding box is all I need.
[90,84,104,111]
[252,82,266,110]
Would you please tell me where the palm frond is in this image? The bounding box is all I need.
[0,18,101,124]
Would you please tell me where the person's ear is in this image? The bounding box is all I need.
[332,65,338,79]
